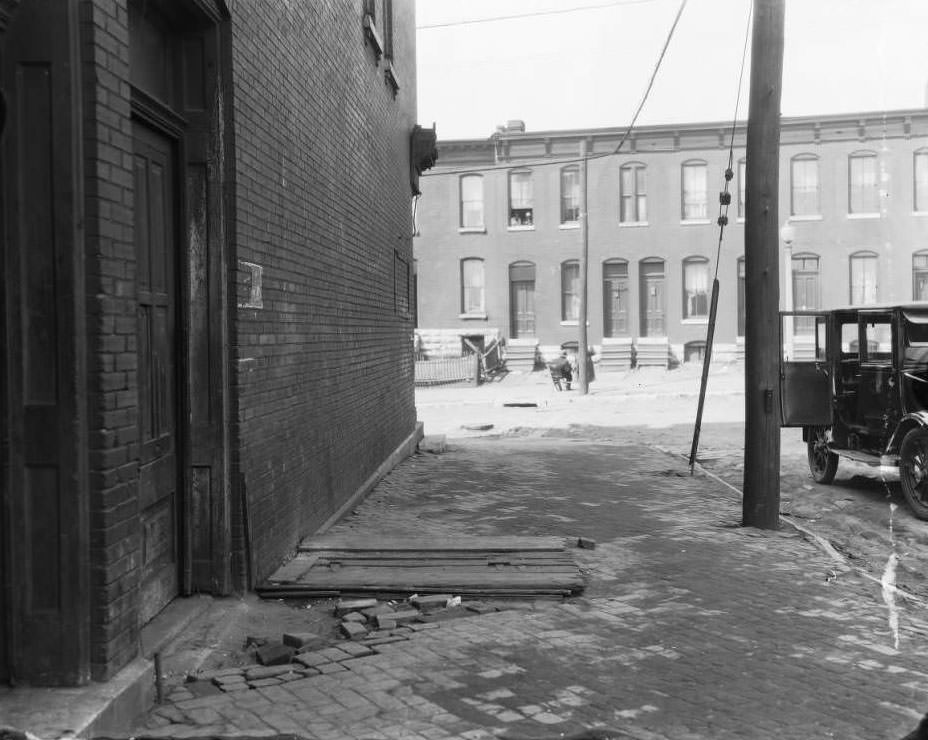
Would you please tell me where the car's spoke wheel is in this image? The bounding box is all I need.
[807,426,838,484]
[900,427,928,520]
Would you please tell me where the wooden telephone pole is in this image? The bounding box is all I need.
[743,0,785,528]
[578,139,590,395]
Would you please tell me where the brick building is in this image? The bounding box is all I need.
[413,111,928,368]
[0,0,430,686]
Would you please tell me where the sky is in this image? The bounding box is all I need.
[415,0,928,140]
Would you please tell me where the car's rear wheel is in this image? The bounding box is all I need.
[900,427,928,520]
[807,426,838,484]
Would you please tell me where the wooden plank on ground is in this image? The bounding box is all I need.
[297,534,568,553]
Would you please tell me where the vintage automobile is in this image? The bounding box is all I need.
[780,304,928,520]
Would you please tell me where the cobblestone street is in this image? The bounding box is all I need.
[134,436,928,740]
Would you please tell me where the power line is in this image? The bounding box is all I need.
[420,0,689,178]
[416,0,661,31]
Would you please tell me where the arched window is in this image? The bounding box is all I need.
[619,162,647,223]
[849,250,878,306]
[560,166,580,224]
[681,160,708,220]
[460,258,485,314]
[459,174,484,229]
[849,150,879,214]
[790,154,819,216]
[561,260,580,321]
[913,250,928,300]
[602,259,629,337]
[915,149,928,212]
[682,256,710,319]
[508,169,534,226]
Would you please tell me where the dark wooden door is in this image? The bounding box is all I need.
[603,273,629,337]
[133,122,180,624]
[641,275,666,336]
[510,280,535,337]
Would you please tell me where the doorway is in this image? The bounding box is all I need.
[640,258,666,336]
[133,121,181,624]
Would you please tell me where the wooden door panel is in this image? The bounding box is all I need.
[133,122,179,624]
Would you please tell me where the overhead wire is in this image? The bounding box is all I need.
[416,0,660,31]
[419,0,689,179]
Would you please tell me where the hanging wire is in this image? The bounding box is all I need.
[711,1,754,282]
[419,0,689,179]
[688,2,753,473]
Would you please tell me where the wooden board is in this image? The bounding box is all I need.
[263,535,585,597]
[298,534,569,553]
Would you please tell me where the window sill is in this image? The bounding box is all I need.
[508,225,535,232]
[789,214,823,222]
[847,212,880,220]
[458,226,486,234]
[682,317,709,325]
[619,221,649,228]
[737,217,745,223]
[458,312,487,320]
[914,211,928,217]
[680,219,712,226]
[559,222,580,230]
[559,320,590,327]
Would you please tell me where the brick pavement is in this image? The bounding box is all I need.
[133,437,928,740]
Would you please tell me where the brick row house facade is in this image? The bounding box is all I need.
[413,111,928,368]
[0,0,429,685]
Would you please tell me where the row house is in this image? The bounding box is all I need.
[413,111,928,368]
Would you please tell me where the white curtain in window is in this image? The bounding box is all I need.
[684,259,709,317]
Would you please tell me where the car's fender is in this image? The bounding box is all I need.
[886,412,928,455]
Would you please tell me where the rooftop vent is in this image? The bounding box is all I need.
[505,119,525,133]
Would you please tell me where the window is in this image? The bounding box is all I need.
[620,163,647,223]
[849,151,879,214]
[682,257,710,319]
[393,250,409,315]
[509,170,534,226]
[682,160,708,220]
[560,166,580,224]
[737,257,745,336]
[603,260,629,337]
[849,252,878,305]
[460,175,484,229]
[561,260,580,321]
[460,258,485,314]
[362,0,392,60]
[792,253,820,334]
[915,149,928,212]
[791,154,820,216]
[737,158,746,219]
[914,252,928,300]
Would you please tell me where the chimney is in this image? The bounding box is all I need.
[505,119,525,133]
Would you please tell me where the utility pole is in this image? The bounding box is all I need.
[743,0,785,529]
[578,139,590,394]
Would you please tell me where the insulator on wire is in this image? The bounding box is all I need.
[719,191,731,205]
[717,215,729,227]
[724,167,734,181]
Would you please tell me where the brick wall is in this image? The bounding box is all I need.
[227,0,419,582]
[79,0,141,681]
